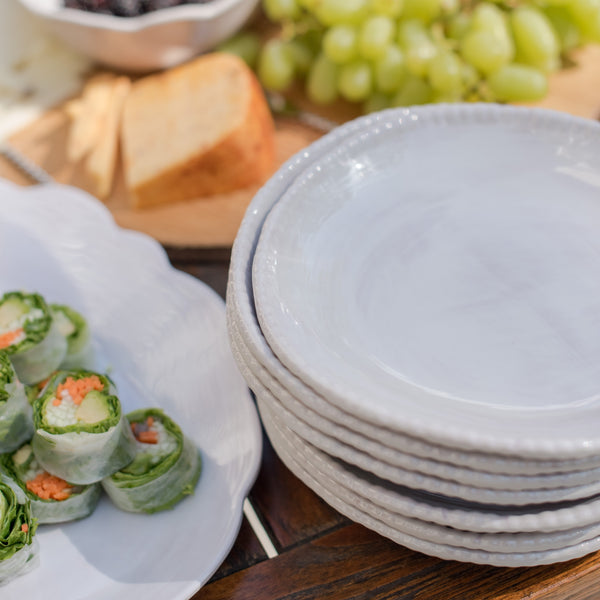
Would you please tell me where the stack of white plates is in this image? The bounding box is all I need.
[226,103,600,567]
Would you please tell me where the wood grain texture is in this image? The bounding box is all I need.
[250,431,348,551]
[197,521,600,600]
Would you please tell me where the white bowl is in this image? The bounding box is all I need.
[18,0,260,72]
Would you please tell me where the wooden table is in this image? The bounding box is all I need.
[3,38,600,600]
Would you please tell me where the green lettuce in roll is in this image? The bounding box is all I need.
[0,352,34,453]
[0,479,38,586]
[1,441,101,524]
[50,304,93,370]
[102,408,202,514]
[32,370,137,485]
[0,291,67,385]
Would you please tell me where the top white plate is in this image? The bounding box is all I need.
[253,104,600,459]
[0,180,262,600]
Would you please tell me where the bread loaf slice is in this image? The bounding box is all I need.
[120,52,276,209]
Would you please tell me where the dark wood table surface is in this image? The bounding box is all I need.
[166,249,600,600]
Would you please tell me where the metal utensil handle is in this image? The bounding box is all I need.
[0,144,53,184]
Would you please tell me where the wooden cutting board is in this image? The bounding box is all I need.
[1,44,600,250]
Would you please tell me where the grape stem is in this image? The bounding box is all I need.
[266,91,339,132]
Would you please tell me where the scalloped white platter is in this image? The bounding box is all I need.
[0,180,262,600]
[251,104,600,459]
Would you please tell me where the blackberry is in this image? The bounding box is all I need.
[108,0,145,16]
[142,0,186,10]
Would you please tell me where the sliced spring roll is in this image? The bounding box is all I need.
[0,479,38,586]
[1,441,101,524]
[32,370,137,485]
[50,304,94,370]
[102,408,202,514]
[0,352,34,453]
[0,291,67,385]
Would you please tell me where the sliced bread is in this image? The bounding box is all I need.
[120,52,276,209]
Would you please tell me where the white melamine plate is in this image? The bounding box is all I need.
[252,104,600,459]
[260,402,600,567]
[260,401,600,559]
[229,319,600,503]
[227,105,600,476]
[230,330,600,536]
[228,314,600,492]
[0,180,262,600]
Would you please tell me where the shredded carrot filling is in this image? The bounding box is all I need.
[0,328,23,349]
[54,375,104,406]
[131,419,159,444]
[26,472,72,501]
[137,430,159,444]
[21,523,28,533]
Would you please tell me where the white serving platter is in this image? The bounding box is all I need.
[0,180,262,600]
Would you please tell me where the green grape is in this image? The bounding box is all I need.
[374,44,407,93]
[323,25,359,63]
[432,89,464,103]
[358,16,396,60]
[461,61,480,91]
[446,12,472,41]
[314,0,370,26]
[363,91,392,113]
[487,63,548,101]
[217,31,261,68]
[460,29,513,75]
[543,5,582,51]
[288,37,317,75]
[392,75,433,106]
[306,53,339,104]
[297,0,318,9]
[338,60,373,101]
[263,0,302,21]
[258,39,296,91]
[470,2,511,40]
[369,0,404,18]
[397,20,438,77]
[567,0,600,42]
[428,49,463,93]
[401,0,442,22]
[510,6,560,72]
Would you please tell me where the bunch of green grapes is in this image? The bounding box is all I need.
[219,0,600,113]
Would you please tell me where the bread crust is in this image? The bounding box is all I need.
[122,53,276,209]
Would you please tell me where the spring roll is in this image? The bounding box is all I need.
[0,291,67,385]
[0,479,38,586]
[1,441,101,524]
[0,352,34,453]
[102,408,202,514]
[50,304,94,370]
[32,370,136,485]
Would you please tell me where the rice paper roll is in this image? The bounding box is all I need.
[32,370,137,485]
[50,304,93,369]
[0,479,38,586]
[102,408,202,514]
[0,352,34,453]
[1,441,101,524]
[0,291,67,385]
